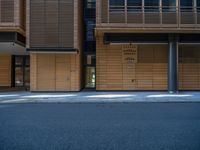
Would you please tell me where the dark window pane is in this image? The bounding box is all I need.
[180,0,193,6]
[84,41,96,52]
[15,67,23,87]
[110,0,124,6]
[110,0,124,11]
[86,0,96,8]
[180,0,193,12]
[162,0,176,12]
[145,0,159,6]
[15,57,23,66]
[127,0,142,6]
[84,9,96,18]
[197,0,200,12]
[86,20,95,41]
[127,0,142,12]
[145,0,159,12]
[198,0,200,6]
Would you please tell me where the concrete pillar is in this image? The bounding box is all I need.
[168,35,178,93]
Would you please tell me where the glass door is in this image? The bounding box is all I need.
[84,54,96,89]
[14,56,30,87]
[85,66,96,88]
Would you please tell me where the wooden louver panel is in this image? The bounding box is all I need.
[96,41,168,90]
[179,46,200,90]
[0,55,11,86]
[1,0,14,22]
[30,0,74,48]
[59,0,74,47]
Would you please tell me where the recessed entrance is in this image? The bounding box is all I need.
[13,55,30,88]
[85,66,96,88]
[84,54,96,89]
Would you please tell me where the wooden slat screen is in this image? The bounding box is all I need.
[0,55,11,87]
[101,0,108,23]
[20,0,26,30]
[145,13,160,24]
[181,12,195,24]
[1,0,14,22]
[109,12,125,23]
[31,53,80,91]
[162,12,177,24]
[179,46,200,90]
[30,0,74,48]
[127,12,143,24]
[96,37,168,91]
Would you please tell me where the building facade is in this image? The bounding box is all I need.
[27,0,83,91]
[0,0,26,88]
[0,0,200,92]
[96,0,200,92]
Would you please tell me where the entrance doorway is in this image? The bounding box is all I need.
[85,66,96,88]
[13,56,30,87]
[84,54,96,89]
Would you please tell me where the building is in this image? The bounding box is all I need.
[27,0,83,91]
[0,0,200,93]
[0,0,26,88]
[96,0,200,93]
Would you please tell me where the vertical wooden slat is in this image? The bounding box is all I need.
[30,53,82,92]
[0,55,11,87]
[30,53,37,91]
[1,0,14,22]
[96,33,168,91]
[30,0,74,48]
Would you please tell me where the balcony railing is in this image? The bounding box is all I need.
[96,2,200,28]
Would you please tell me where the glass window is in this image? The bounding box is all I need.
[110,0,124,11]
[14,56,30,87]
[84,41,96,53]
[127,0,142,12]
[86,0,96,9]
[86,20,95,41]
[180,0,193,12]
[162,0,176,12]
[15,67,24,87]
[197,0,200,12]
[15,57,23,66]
[110,0,124,6]
[85,67,96,88]
[145,0,159,12]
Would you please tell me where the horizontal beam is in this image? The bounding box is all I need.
[27,48,79,54]
[104,33,200,44]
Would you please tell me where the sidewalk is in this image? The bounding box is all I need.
[0,91,200,103]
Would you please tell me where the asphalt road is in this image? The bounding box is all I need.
[0,103,200,150]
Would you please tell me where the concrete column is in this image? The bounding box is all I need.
[168,35,178,93]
